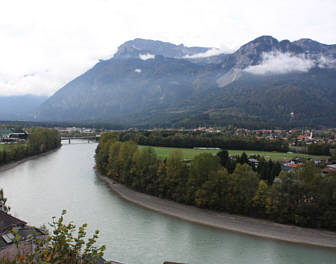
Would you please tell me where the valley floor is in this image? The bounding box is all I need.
[138,145,330,161]
[99,175,336,249]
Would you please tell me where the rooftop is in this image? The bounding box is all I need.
[0,211,26,234]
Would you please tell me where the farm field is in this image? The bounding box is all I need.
[138,145,330,161]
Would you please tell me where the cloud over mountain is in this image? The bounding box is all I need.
[244,52,315,75]
[317,56,336,68]
[139,53,156,60]
[245,51,336,75]
[183,48,227,58]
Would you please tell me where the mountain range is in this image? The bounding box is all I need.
[9,36,336,128]
[0,95,48,121]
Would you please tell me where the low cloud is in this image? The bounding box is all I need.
[0,70,63,96]
[0,57,96,96]
[245,52,315,75]
[317,55,336,68]
[139,53,155,60]
[184,48,228,58]
[245,52,336,75]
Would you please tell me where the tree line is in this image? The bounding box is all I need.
[0,127,61,166]
[96,134,336,230]
[118,130,289,152]
[307,143,331,155]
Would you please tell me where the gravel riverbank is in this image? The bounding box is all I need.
[99,175,336,249]
[0,148,60,173]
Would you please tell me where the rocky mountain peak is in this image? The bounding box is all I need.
[113,38,211,59]
[230,36,280,69]
[294,39,336,59]
[251,35,279,44]
[228,36,307,70]
[293,38,331,54]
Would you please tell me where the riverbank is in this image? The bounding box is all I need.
[99,175,336,249]
[0,147,60,173]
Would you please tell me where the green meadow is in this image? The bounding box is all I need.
[138,145,330,161]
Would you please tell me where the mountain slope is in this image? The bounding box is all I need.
[35,36,336,128]
[35,56,221,122]
[0,95,48,121]
[207,68,336,126]
[114,38,211,59]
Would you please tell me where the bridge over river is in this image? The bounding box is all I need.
[61,135,101,144]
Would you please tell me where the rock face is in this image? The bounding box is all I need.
[293,38,336,55]
[114,38,211,59]
[35,36,336,128]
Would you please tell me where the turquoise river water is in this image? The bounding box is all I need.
[0,140,335,264]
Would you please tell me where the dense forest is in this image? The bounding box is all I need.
[96,134,336,230]
[118,130,289,152]
[0,127,61,166]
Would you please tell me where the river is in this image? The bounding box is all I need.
[0,140,335,264]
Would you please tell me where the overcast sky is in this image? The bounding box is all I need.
[0,0,335,96]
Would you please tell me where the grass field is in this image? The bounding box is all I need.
[139,145,330,161]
